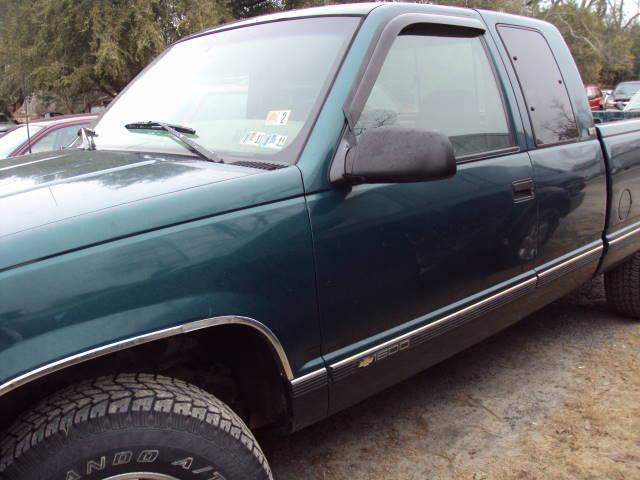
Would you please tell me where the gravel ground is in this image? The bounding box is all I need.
[263,276,640,479]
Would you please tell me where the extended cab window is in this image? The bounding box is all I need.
[355,28,514,159]
[498,25,579,146]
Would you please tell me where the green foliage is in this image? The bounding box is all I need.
[632,23,640,79]
[540,0,639,85]
[542,2,606,83]
[230,0,278,17]
[0,0,231,112]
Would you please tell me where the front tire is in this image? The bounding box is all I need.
[0,373,272,480]
[605,251,640,319]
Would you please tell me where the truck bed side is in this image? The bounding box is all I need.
[597,118,640,271]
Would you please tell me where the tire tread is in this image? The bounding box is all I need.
[605,251,640,319]
[0,373,271,477]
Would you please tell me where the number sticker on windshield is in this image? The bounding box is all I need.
[263,134,287,149]
[266,110,291,126]
[241,131,287,149]
[241,131,267,146]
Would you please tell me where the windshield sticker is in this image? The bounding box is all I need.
[241,131,267,146]
[241,131,287,149]
[266,110,291,126]
[263,134,288,149]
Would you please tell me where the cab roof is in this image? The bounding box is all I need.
[180,2,491,44]
[180,3,383,42]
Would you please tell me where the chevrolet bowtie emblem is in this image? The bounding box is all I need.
[358,355,375,368]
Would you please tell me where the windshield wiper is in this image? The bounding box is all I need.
[125,121,223,163]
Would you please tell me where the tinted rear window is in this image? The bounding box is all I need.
[498,25,579,147]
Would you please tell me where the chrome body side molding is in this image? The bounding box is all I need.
[0,315,294,399]
[2,244,608,400]
[329,277,537,382]
[290,368,329,398]
[607,220,640,248]
[600,222,640,272]
[326,243,605,384]
[537,244,603,286]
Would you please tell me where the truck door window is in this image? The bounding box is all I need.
[355,29,514,159]
[497,25,579,147]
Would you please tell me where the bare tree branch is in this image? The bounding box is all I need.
[623,11,640,28]
[551,12,602,54]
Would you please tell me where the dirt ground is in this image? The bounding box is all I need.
[263,276,640,479]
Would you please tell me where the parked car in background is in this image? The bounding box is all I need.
[41,112,64,119]
[602,89,613,108]
[624,90,640,112]
[0,113,16,138]
[585,84,604,110]
[605,81,640,109]
[0,113,96,159]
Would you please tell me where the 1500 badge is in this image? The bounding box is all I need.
[357,338,411,368]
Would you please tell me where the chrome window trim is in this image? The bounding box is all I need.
[455,145,521,164]
[0,315,293,399]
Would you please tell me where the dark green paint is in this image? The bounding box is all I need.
[308,153,536,357]
[0,157,320,379]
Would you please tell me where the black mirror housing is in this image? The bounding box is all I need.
[343,127,456,184]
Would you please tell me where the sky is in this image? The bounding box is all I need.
[623,0,640,18]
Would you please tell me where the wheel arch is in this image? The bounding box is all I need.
[0,316,294,432]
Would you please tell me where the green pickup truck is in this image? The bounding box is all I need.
[2,3,640,479]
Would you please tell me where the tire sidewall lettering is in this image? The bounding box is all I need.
[64,448,226,479]
[137,449,159,463]
[112,450,133,466]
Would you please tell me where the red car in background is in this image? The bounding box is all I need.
[585,84,605,110]
[0,114,97,159]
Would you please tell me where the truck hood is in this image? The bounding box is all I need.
[0,150,302,271]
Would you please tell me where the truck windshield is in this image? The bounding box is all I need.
[91,17,359,164]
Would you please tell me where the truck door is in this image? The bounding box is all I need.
[306,16,538,413]
[494,23,607,300]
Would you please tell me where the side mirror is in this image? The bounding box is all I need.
[343,126,456,184]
